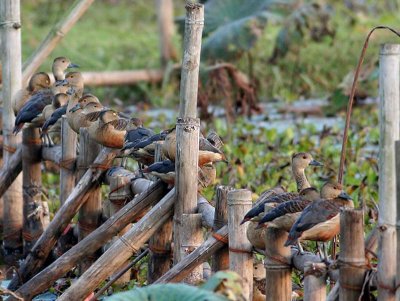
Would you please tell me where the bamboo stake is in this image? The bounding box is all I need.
[304,262,327,301]
[228,189,253,301]
[8,147,117,290]
[339,208,366,300]
[41,145,62,164]
[58,188,176,301]
[212,185,232,272]
[155,225,228,283]
[21,0,95,84]
[22,128,45,254]
[0,146,22,199]
[77,128,101,273]
[13,180,167,300]
[395,141,400,300]
[1,0,24,264]
[148,143,172,283]
[156,0,177,67]
[60,117,76,205]
[377,43,400,301]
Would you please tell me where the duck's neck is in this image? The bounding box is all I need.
[292,167,310,192]
[53,67,65,81]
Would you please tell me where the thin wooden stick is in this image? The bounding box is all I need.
[21,0,95,84]
[13,180,167,300]
[60,116,76,205]
[58,189,176,301]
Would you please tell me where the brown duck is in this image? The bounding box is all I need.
[67,94,103,133]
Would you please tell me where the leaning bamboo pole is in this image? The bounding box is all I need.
[60,117,76,205]
[41,145,62,164]
[156,0,177,67]
[0,146,22,199]
[8,147,118,290]
[396,140,400,300]
[21,0,95,84]
[0,0,24,265]
[173,3,204,284]
[13,180,168,300]
[58,188,176,301]
[377,43,400,301]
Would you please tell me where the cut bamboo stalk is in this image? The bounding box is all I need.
[8,147,117,290]
[228,189,253,301]
[395,141,400,300]
[264,204,292,301]
[21,0,95,84]
[377,43,400,301]
[304,262,327,301]
[41,145,62,164]
[212,185,232,272]
[60,116,76,205]
[156,0,177,67]
[0,146,22,199]
[1,0,23,265]
[58,188,176,301]
[13,180,168,300]
[22,128,45,254]
[155,225,228,284]
[77,128,101,273]
[148,143,172,283]
[339,208,366,300]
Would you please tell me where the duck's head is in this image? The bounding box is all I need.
[84,102,103,113]
[299,186,320,201]
[79,94,100,106]
[126,117,143,131]
[29,72,51,91]
[99,109,119,123]
[292,152,323,170]
[52,57,79,80]
[320,182,350,199]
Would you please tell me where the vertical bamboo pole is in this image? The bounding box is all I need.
[77,128,101,273]
[173,2,204,284]
[395,140,400,300]
[377,43,400,301]
[212,185,232,272]
[304,262,327,301]
[264,207,292,301]
[228,189,253,301]
[339,208,366,301]
[156,0,177,67]
[148,142,172,283]
[22,128,45,254]
[60,116,77,205]
[0,0,24,265]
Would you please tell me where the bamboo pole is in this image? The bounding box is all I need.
[156,0,177,67]
[304,262,327,301]
[22,128,45,254]
[228,189,253,301]
[155,225,228,283]
[13,180,167,300]
[197,194,215,229]
[8,147,117,290]
[339,208,366,300]
[212,185,232,272]
[21,0,95,85]
[395,141,400,300]
[148,143,172,283]
[60,117,76,205]
[0,146,22,199]
[77,128,101,273]
[264,205,292,301]
[58,188,176,301]
[377,43,400,301]
[1,0,24,265]
[41,145,62,164]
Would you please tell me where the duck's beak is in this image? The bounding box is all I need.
[339,191,352,200]
[69,104,81,113]
[309,159,323,167]
[55,79,68,87]
[67,63,79,69]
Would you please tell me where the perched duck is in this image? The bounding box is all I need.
[285,183,353,252]
[41,105,67,137]
[51,57,79,82]
[143,159,175,188]
[240,152,323,224]
[67,94,103,133]
[13,72,51,115]
[198,163,217,190]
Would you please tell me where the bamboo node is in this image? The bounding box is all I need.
[340,282,364,291]
[304,263,327,278]
[23,138,42,145]
[0,21,20,28]
[3,144,17,153]
[78,220,98,233]
[264,252,291,267]
[60,158,76,171]
[212,232,228,244]
[185,20,204,25]
[149,245,171,255]
[229,247,252,254]
[119,236,138,253]
[337,259,367,270]
[377,281,397,293]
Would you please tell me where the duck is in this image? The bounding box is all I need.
[198,163,216,190]
[143,159,175,188]
[51,57,79,82]
[241,152,323,225]
[12,72,51,115]
[67,94,103,133]
[284,183,353,258]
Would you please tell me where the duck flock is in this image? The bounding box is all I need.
[14,57,354,259]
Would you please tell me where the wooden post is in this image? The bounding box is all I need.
[8,147,117,290]
[395,141,400,300]
[58,189,176,301]
[156,0,177,67]
[339,208,366,301]
[148,143,172,283]
[60,117,76,205]
[303,262,327,301]
[377,43,400,301]
[14,181,168,300]
[174,3,204,281]
[21,0,95,84]
[212,185,232,272]
[22,128,45,254]
[76,128,101,273]
[0,0,24,265]
[228,189,253,301]
[264,213,292,301]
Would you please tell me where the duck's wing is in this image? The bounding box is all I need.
[106,118,129,131]
[199,137,224,154]
[259,198,312,224]
[83,111,104,122]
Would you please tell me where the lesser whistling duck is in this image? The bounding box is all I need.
[67,94,103,133]
[143,159,175,188]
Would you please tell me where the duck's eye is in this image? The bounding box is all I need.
[62,60,65,63]
[303,156,307,159]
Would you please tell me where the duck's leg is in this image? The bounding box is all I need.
[296,242,304,254]
[46,133,54,147]
[120,157,128,168]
